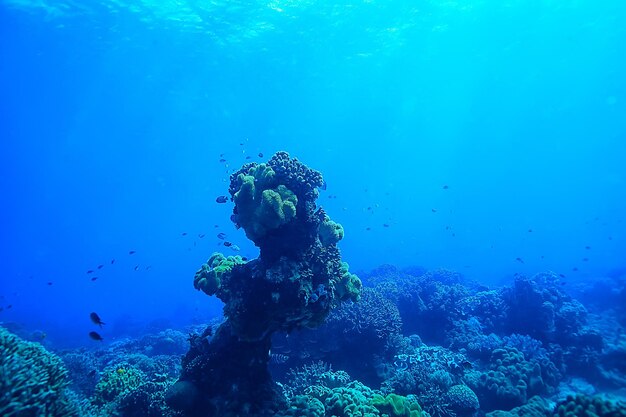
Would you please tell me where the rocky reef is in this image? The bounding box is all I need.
[168,152,362,416]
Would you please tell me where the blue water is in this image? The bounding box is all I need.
[1,0,625,348]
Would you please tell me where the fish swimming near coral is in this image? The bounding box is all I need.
[90,312,105,327]
[216,196,229,203]
[269,353,289,364]
[88,331,103,341]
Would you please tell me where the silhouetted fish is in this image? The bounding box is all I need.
[431,208,437,213]
[87,270,95,274]
[181,232,188,236]
[217,232,227,240]
[198,234,205,238]
[216,196,229,203]
[515,257,524,263]
[383,224,390,228]
[111,259,115,264]
[442,185,449,189]
[134,265,139,271]
[47,282,53,286]
[91,277,99,282]
[89,331,103,341]
[258,152,264,158]
[129,250,136,255]
[223,241,233,247]
[321,180,327,191]
[98,264,104,269]
[90,312,105,327]
[219,158,227,163]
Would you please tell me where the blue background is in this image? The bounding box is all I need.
[1,0,625,346]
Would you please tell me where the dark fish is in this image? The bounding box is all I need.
[582,257,589,262]
[129,250,136,255]
[461,360,473,370]
[134,265,139,271]
[442,185,449,189]
[321,180,327,191]
[214,224,219,228]
[431,208,437,213]
[87,270,95,274]
[88,370,97,377]
[91,277,99,282]
[366,227,371,231]
[89,331,103,341]
[219,158,227,163]
[515,257,524,263]
[528,229,533,233]
[146,266,152,270]
[47,282,53,286]
[223,241,233,247]
[367,206,372,211]
[7,305,12,309]
[181,232,188,236]
[245,156,251,160]
[198,233,205,238]
[559,274,566,278]
[97,265,104,269]
[572,267,579,271]
[90,312,105,327]
[217,232,227,240]
[585,246,591,250]
[216,196,229,204]
[258,152,263,158]
[111,259,115,264]
[241,256,248,261]
[383,224,390,228]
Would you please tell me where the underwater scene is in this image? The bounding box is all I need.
[2,0,626,416]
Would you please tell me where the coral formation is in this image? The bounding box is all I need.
[0,325,79,416]
[171,152,361,416]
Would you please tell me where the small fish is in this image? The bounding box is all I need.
[129,250,136,255]
[461,360,473,370]
[585,246,591,250]
[582,257,589,262]
[229,244,240,252]
[90,312,105,327]
[442,185,449,189]
[431,208,437,213]
[7,304,12,309]
[241,256,248,261]
[219,158,227,163]
[258,152,263,158]
[245,156,251,160]
[528,229,533,233]
[515,257,524,263]
[217,232,227,240]
[47,282,53,286]
[198,233,205,238]
[366,227,371,231]
[223,241,233,247]
[87,270,95,274]
[559,274,566,278]
[88,370,97,377]
[111,259,115,264]
[320,180,327,191]
[134,265,139,271]
[383,224,390,228]
[97,264,104,269]
[88,331,103,341]
[146,265,152,270]
[181,232,188,236]
[216,196,229,204]
[214,224,219,228]
[572,267,579,271]
[269,353,289,364]
[91,277,99,282]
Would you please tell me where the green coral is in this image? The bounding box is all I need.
[553,394,626,417]
[372,393,423,417]
[194,252,246,296]
[334,262,362,302]
[93,363,145,405]
[319,217,344,246]
[0,326,78,416]
[233,163,299,242]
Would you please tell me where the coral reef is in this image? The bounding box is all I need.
[171,152,361,416]
[0,325,79,416]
